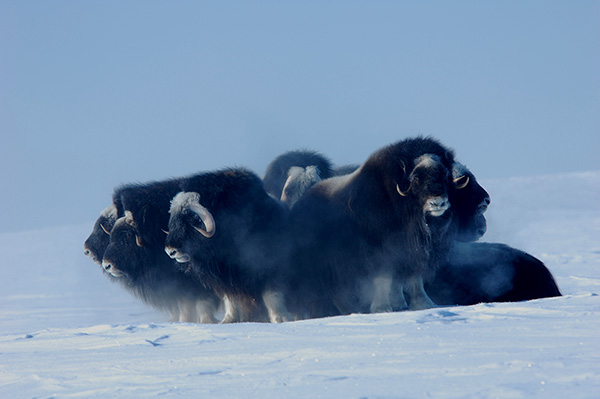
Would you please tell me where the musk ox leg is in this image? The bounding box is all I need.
[390,282,409,311]
[262,290,292,323]
[404,276,437,310]
[178,299,199,323]
[369,275,394,313]
[221,295,240,323]
[196,299,218,324]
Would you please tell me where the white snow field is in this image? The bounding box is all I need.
[1,171,599,398]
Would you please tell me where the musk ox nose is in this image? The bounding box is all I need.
[478,197,491,213]
[165,246,178,259]
[426,196,450,217]
[102,260,113,271]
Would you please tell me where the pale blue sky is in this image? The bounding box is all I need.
[1,1,598,233]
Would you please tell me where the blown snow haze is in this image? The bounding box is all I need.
[0,171,598,398]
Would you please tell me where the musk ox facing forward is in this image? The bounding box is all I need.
[427,242,561,305]
[101,179,220,323]
[288,137,460,317]
[164,168,292,323]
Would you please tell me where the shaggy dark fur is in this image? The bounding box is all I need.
[164,168,291,323]
[427,242,561,305]
[101,178,220,323]
[287,137,457,317]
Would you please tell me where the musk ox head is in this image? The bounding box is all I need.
[280,165,322,208]
[164,192,216,264]
[101,211,145,278]
[450,163,491,242]
[84,204,118,265]
[395,154,452,219]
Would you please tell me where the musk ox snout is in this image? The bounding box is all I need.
[101,259,125,277]
[165,246,191,263]
[478,197,491,214]
[424,196,450,217]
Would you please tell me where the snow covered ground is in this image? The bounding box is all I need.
[1,171,599,398]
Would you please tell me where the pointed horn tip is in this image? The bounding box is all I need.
[396,183,408,197]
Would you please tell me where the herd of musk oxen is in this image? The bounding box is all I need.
[84,136,561,323]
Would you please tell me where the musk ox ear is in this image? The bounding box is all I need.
[189,203,216,238]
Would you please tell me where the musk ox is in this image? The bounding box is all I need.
[84,203,119,265]
[263,150,335,203]
[83,183,136,264]
[101,179,220,323]
[449,162,491,242]
[164,168,292,323]
[288,137,462,317]
[264,149,360,208]
[427,242,561,305]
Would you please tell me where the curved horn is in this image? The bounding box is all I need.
[192,205,216,238]
[161,229,169,235]
[453,175,470,190]
[396,183,409,197]
[135,235,143,247]
[100,223,111,235]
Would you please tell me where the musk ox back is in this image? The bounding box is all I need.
[101,179,220,323]
[427,242,561,305]
[288,137,457,317]
[165,168,292,323]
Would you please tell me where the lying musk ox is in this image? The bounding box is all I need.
[449,162,491,242]
[288,137,465,317]
[101,179,220,323]
[164,168,292,323]
[427,242,561,305]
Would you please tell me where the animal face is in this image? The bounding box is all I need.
[165,192,215,264]
[101,211,144,278]
[450,163,491,242]
[396,154,451,218]
[84,204,118,264]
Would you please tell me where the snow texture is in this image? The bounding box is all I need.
[1,172,599,398]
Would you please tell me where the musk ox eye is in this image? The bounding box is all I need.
[453,175,470,190]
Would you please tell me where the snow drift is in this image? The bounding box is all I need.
[1,171,599,398]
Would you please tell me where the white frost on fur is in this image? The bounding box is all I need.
[451,162,469,179]
[100,204,118,219]
[423,196,450,217]
[169,192,199,215]
[413,153,440,168]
